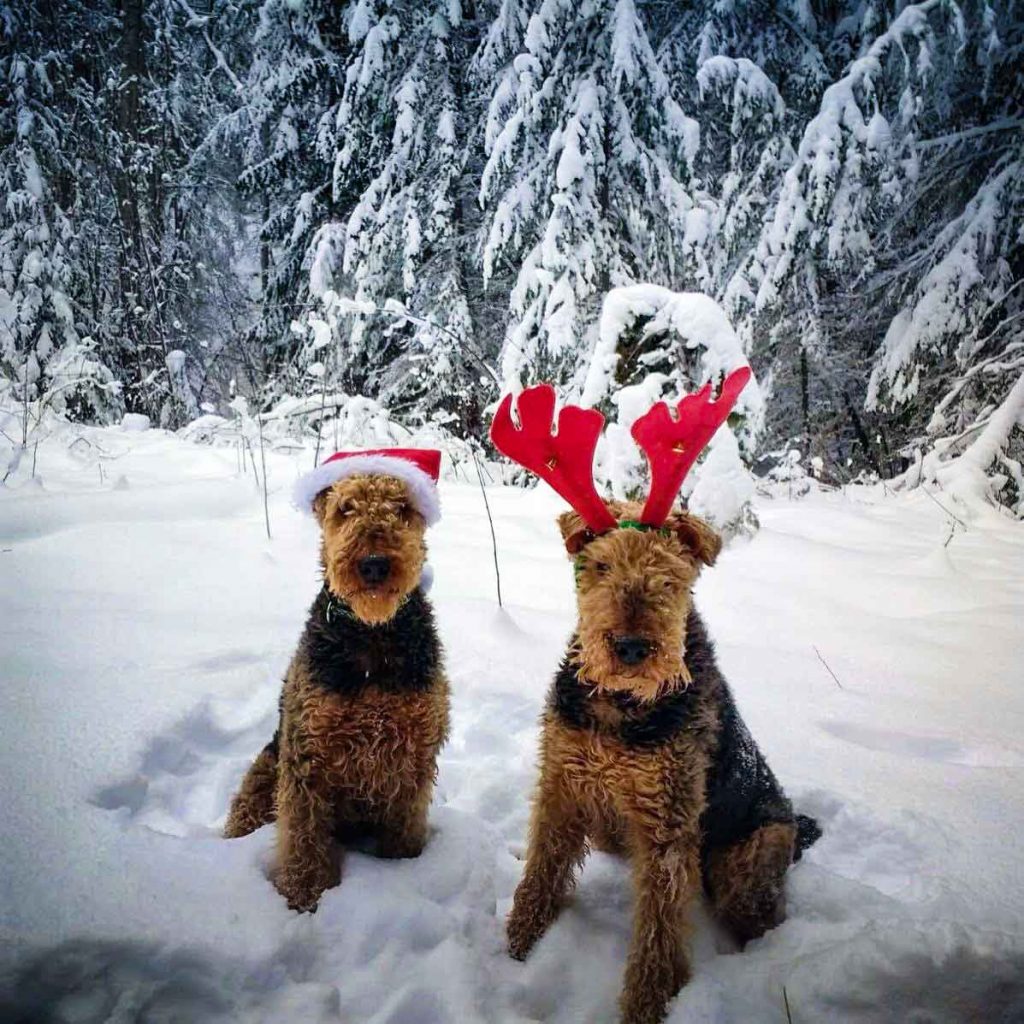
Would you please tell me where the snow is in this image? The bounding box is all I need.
[686,428,755,528]
[584,285,762,419]
[2,422,1024,1022]
[478,2,704,388]
[121,413,151,432]
[165,350,187,374]
[696,56,785,121]
[583,286,765,528]
[866,156,1022,411]
[743,0,945,308]
[595,373,671,502]
[914,371,1024,517]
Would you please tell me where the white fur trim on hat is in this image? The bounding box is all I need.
[293,454,441,526]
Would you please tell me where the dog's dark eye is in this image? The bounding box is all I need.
[594,561,609,574]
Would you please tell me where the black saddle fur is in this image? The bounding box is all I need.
[550,608,821,859]
[259,584,442,763]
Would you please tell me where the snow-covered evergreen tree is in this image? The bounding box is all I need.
[864,3,1024,513]
[478,0,702,391]
[715,1,1019,486]
[237,0,348,386]
[307,0,488,432]
[580,284,764,529]
[0,3,122,426]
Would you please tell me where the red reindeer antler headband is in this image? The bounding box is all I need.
[489,366,752,533]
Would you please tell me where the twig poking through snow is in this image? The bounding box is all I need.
[256,414,272,541]
[472,451,503,608]
[783,986,794,1024]
[920,485,967,531]
[813,645,844,690]
[242,437,271,541]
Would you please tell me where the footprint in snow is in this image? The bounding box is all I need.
[91,661,280,838]
[820,719,1024,768]
[788,789,947,907]
[384,987,448,1024]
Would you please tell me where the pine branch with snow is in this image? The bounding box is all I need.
[583,285,763,530]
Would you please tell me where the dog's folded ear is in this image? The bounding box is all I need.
[669,511,722,566]
[557,509,593,555]
[312,490,330,525]
[557,500,628,554]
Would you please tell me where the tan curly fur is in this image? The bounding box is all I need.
[272,657,448,911]
[223,745,278,838]
[508,501,795,1024]
[313,474,429,625]
[558,500,719,700]
[507,691,714,1024]
[224,474,449,913]
[705,820,796,944]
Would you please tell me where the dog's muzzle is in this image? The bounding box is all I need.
[357,555,392,585]
[612,635,652,666]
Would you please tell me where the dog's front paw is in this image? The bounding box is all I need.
[274,865,333,913]
[619,989,672,1024]
[223,807,265,839]
[619,957,690,1024]
[506,900,553,961]
[376,826,426,860]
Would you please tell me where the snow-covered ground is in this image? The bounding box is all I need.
[2,422,1023,1024]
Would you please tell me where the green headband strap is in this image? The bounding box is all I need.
[573,519,671,581]
[616,519,671,535]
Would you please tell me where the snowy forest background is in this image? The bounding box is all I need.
[3,0,1023,516]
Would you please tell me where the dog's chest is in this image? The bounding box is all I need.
[548,686,717,833]
[553,720,668,818]
[314,642,421,693]
[302,597,439,696]
[550,660,707,748]
[299,685,445,784]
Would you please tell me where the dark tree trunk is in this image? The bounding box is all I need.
[800,347,810,435]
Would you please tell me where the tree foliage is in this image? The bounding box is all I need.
[2,0,1022,512]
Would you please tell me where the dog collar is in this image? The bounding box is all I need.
[325,592,413,626]
[325,595,359,624]
[323,574,431,626]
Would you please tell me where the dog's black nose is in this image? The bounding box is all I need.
[613,636,651,666]
[357,556,391,584]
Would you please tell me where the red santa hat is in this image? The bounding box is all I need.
[293,448,442,525]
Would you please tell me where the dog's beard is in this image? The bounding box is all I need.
[575,625,689,701]
[324,557,423,626]
[346,588,406,625]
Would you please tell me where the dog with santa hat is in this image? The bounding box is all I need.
[224,449,449,913]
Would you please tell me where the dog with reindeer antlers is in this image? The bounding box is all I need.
[491,368,820,1024]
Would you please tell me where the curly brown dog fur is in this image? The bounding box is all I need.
[224,474,449,912]
[507,501,817,1024]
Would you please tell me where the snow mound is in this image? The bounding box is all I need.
[2,423,1024,1022]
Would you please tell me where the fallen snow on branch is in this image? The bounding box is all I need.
[910,371,1024,518]
[583,285,764,529]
